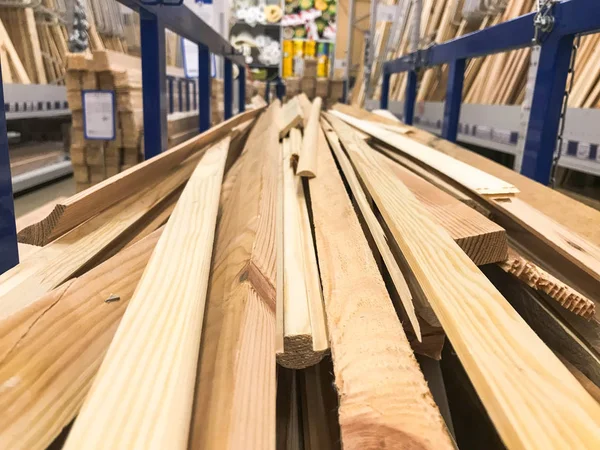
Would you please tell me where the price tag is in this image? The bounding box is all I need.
[82,90,115,140]
[333,59,347,70]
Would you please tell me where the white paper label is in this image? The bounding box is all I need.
[83,91,115,140]
[333,59,346,70]
[377,5,399,22]
[183,38,199,78]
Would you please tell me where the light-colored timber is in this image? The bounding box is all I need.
[322,119,421,340]
[324,113,600,449]
[279,98,303,139]
[0,228,162,450]
[189,103,280,450]
[297,97,322,178]
[0,153,201,321]
[297,93,313,127]
[328,109,519,197]
[309,114,453,449]
[499,247,596,319]
[18,107,264,246]
[64,138,229,450]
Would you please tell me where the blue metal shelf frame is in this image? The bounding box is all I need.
[0,1,247,274]
[380,0,600,185]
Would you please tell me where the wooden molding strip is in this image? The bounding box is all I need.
[322,119,421,341]
[18,107,264,246]
[277,138,328,369]
[297,93,312,127]
[290,127,302,163]
[0,153,201,322]
[329,109,519,197]
[189,103,280,450]
[297,97,322,178]
[499,246,596,319]
[0,228,162,450]
[324,114,600,448]
[309,112,453,448]
[64,138,229,450]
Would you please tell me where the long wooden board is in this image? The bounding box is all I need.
[325,113,600,448]
[18,107,264,246]
[64,139,229,450]
[309,114,453,448]
[329,109,519,197]
[0,153,200,321]
[322,120,421,340]
[189,103,279,450]
[0,228,162,450]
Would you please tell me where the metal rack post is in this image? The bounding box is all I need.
[140,9,168,159]
[442,58,465,142]
[379,0,600,185]
[224,59,233,120]
[238,66,246,113]
[0,67,18,273]
[380,73,390,110]
[168,76,175,113]
[198,43,211,132]
[404,70,417,125]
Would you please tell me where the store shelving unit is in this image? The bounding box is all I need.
[0,0,247,274]
[377,0,600,185]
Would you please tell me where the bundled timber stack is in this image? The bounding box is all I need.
[67,50,202,191]
[4,98,600,450]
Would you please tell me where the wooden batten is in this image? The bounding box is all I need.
[324,113,600,448]
[296,97,322,178]
[0,152,202,322]
[0,228,162,450]
[65,139,229,450]
[17,107,264,246]
[189,103,279,450]
[329,109,519,197]
[289,127,302,163]
[322,119,421,340]
[297,93,313,127]
[310,111,453,448]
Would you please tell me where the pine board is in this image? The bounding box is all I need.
[65,139,228,450]
[326,113,600,448]
[309,112,453,448]
[18,107,264,246]
[189,103,279,450]
[329,109,519,197]
[0,228,161,450]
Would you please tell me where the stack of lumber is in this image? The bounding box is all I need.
[3,98,600,450]
[67,50,201,191]
[353,0,600,109]
[0,0,181,85]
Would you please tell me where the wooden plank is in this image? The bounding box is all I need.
[289,127,302,162]
[0,152,202,322]
[324,114,600,448]
[328,115,508,265]
[0,18,30,84]
[484,265,600,390]
[0,228,162,450]
[322,119,421,340]
[278,98,303,139]
[17,107,264,246]
[329,109,519,197]
[64,139,228,450]
[297,97,322,178]
[189,103,279,450]
[499,247,595,319]
[23,8,46,84]
[493,197,600,284]
[374,144,477,207]
[309,112,453,448]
